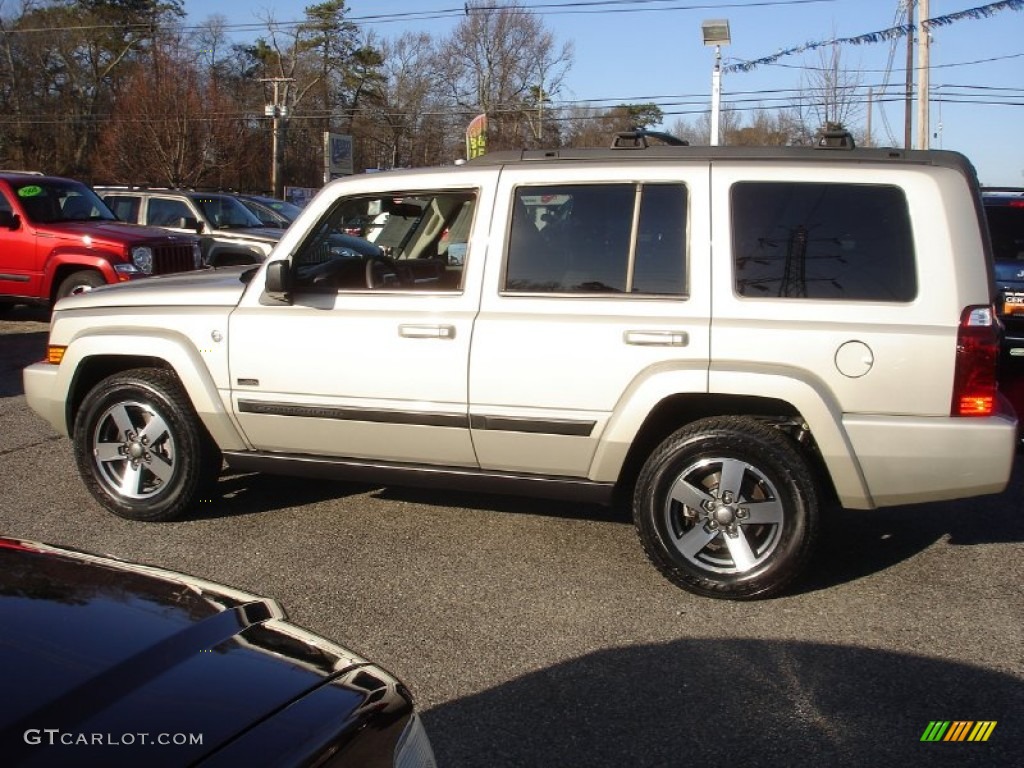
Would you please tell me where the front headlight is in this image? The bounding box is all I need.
[131,246,154,274]
[192,242,203,268]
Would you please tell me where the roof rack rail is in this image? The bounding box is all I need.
[612,130,689,149]
[816,128,856,150]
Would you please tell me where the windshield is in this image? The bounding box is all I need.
[12,180,117,224]
[193,194,265,229]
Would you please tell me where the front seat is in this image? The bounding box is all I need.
[61,195,94,220]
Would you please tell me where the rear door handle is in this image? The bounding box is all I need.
[399,324,456,339]
[624,330,689,347]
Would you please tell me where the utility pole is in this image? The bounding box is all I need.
[916,0,930,150]
[260,78,294,198]
[904,0,914,149]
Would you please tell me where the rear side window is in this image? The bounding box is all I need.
[732,182,916,302]
[104,195,140,223]
[505,183,687,296]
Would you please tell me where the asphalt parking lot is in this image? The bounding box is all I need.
[1,306,1022,767]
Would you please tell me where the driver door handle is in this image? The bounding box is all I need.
[624,330,688,347]
[399,324,456,339]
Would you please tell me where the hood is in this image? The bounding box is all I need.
[43,220,194,245]
[0,537,401,767]
[55,266,253,310]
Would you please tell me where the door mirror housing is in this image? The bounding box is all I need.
[177,216,202,234]
[265,259,292,301]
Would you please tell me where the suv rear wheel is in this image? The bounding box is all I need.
[73,368,221,521]
[633,416,818,600]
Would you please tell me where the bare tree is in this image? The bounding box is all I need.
[670,107,741,146]
[355,32,449,169]
[95,36,256,187]
[791,42,864,142]
[435,0,572,150]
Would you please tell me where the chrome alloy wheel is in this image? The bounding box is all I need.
[663,457,784,574]
[91,400,176,500]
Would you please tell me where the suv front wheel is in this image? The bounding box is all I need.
[633,416,818,600]
[73,368,221,521]
[56,269,105,300]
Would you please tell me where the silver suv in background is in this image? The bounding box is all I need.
[97,187,282,266]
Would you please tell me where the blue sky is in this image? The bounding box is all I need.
[183,1,1023,186]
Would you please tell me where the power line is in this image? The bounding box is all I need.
[0,0,838,35]
[762,50,1024,73]
[726,0,1024,73]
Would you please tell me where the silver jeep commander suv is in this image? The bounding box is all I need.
[24,135,1017,599]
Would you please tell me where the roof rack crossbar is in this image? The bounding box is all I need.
[612,130,689,149]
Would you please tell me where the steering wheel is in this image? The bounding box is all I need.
[365,254,407,289]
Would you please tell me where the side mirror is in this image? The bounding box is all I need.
[0,210,20,230]
[265,260,292,295]
[177,217,203,234]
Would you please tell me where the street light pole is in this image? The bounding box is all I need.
[711,46,723,146]
[702,19,731,147]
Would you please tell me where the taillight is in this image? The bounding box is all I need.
[951,305,999,417]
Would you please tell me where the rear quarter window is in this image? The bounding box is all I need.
[731,182,916,302]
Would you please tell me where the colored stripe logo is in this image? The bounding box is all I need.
[921,721,997,742]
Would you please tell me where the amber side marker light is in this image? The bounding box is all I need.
[46,345,67,365]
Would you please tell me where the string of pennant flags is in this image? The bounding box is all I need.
[723,0,1023,74]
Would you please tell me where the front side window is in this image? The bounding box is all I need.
[292,190,476,291]
[504,183,687,296]
[732,182,916,302]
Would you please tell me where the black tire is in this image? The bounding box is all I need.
[633,416,818,600]
[72,368,221,521]
[56,269,106,300]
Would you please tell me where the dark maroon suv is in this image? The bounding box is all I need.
[0,173,201,309]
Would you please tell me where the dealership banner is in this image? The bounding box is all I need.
[466,114,487,160]
[324,133,353,180]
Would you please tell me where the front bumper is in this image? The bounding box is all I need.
[23,362,67,437]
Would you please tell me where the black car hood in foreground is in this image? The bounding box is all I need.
[0,537,428,767]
